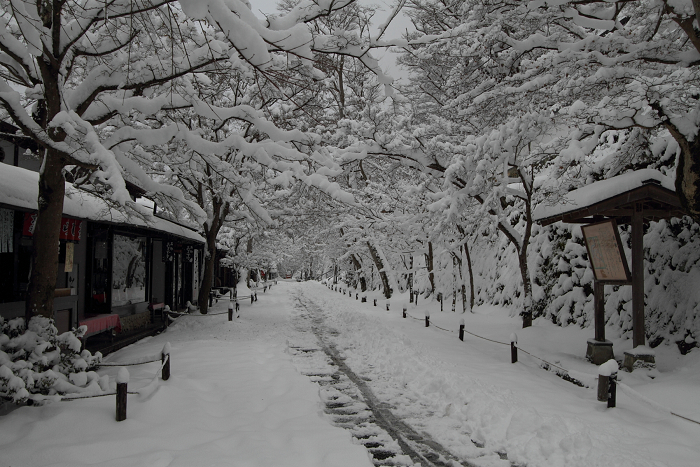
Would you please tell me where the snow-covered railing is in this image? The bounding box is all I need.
[168,289,265,322]
[400,307,595,388]
[18,343,172,422]
[395,302,700,427]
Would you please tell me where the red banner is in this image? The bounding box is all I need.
[23,213,83,241]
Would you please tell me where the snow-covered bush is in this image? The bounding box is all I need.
[470,215,700,347]
[0,316,102,404]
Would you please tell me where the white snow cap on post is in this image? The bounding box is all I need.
[459,318,465,326]
[598,359,619,377]
[163,342,171,356]
[425,309,430,317]
[510,333,518,344]
[117,367,130,384]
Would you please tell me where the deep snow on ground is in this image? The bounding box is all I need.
[1,280,699,467]
[0,283,372,467]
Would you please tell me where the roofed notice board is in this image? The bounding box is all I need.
[581,219,631,284]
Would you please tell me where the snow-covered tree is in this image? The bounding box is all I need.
[0,0,391,320]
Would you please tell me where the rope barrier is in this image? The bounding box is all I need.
[400,307,700,424]
[167,310,230,317]
[100,359,160,366]
[403,311,588,386]
[617,381,700,426]
[460,327,510,346]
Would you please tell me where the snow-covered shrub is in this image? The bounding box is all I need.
[0,316,102,404]
[469,215,700,347]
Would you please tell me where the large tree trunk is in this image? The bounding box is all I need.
[197,228,219,315]
[367,241,391,298]
[518,250,533,328]
[675,135,700,224]
[650,102,700,223]
[25,149,65,321]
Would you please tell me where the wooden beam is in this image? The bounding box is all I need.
[631,202,645,348]
[594,281,605,342]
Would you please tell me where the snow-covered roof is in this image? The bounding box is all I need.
[533,169,682,225]
[0,163,203,243]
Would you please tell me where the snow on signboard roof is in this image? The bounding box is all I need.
[0,163,203,243]
[533,169,677,223]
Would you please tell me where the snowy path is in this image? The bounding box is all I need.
[1,281,699,467]
[0,283,372,467]
[290,291,473,467]
[298,282,700,467]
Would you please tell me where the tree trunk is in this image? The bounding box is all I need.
[518,249,533,328]
[367,241,391,298]
[675,136,700,224]
[650,102,700,224]
[197,198,226,314]
[350,254,367,292]
[451,253,458,312]
[408,254,414,302]
[426,242,435,296]
[197,228,218,315]
[25,149,65,321]
[463,241,475,312]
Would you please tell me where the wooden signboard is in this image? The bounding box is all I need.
[581,219,631,284]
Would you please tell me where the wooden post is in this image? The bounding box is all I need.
[425,310,430,327]
[374,299,377,307]
[228,301,233,321]
[597,374,609,402]
[598,360,618,406]
[439,293,443,312]
[403,307,407,318]
[631,203,645,348]
[386,302,390,311]
[510,333,518,363]
[459,318,465,341]
[162,343,171,381]
[608,373,617,408]
[116,368,128,422]
[356,293,358,300]
[594,280,605,341]
[415,292,418,306]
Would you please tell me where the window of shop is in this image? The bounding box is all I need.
[112,234,147,307]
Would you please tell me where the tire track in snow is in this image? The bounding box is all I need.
[290,292,483,467]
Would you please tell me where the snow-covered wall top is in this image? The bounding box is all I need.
[0,164,203,243]
[533,169,676,222]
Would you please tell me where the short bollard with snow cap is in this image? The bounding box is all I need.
[425,309,430,327]
[459,318,465,341]
[386,301,390,311]
[228,300,234,321]
[598,359,618,407]
[402,306,407,319]
[116,367,129,421]
[162,342,171,381]
[510,333,518,363]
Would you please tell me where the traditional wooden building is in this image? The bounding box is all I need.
[0,132,204,342]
